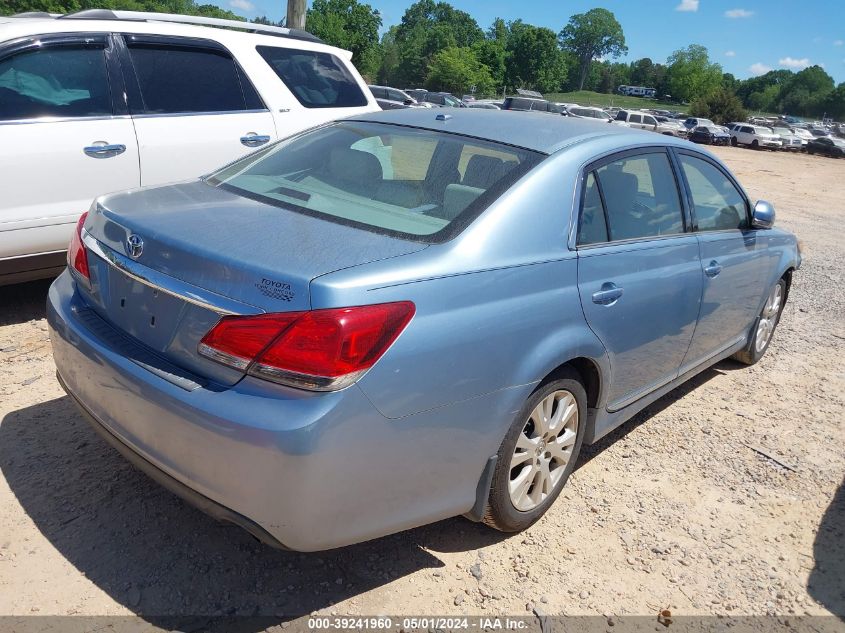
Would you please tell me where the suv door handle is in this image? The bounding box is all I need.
[592,282,624,305]
[83,143,126,158]
[704,260,722,278]
[241,134,271,147]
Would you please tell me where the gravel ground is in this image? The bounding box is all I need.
[0,146,843,628]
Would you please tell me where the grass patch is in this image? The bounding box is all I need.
[543,90,682,111]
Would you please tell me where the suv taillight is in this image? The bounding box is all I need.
[198,301,415,391]
[67,212,90,283]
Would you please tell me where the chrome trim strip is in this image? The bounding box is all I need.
[0,115,131,126]
[82,230,259,316]
[131,109,270,119]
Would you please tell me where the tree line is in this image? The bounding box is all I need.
[2,0,842,120]
[300,0,844,121]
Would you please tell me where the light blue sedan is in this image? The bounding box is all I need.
[48,109,801,551]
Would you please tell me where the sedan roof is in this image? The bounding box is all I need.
[348,108,648,155]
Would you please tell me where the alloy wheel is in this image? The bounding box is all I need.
[755,283,783,353]
[508,390,579,511]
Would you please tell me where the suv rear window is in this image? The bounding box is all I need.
[127,41,261,114]
[207,121,541,242]
[257,46,367,108]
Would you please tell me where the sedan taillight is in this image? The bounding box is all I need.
[199,301,415,391]
[67,212,90,283]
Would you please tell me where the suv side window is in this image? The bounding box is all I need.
[257,46,367,108]
[678,154,748,231]
[643,115,657,126]
[0,43,112,121]
[591,152,684,241]
[629,113,642,124]
[127,42,255,114]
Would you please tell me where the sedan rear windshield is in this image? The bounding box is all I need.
[206,121,542,242]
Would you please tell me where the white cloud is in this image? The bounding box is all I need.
[675,0,699,12]
[749,63,772,75]
[725,8,754,18]
[229,0,254,11]
[725,50,736,57]
[779,56,810,69]
[834,40,844,46]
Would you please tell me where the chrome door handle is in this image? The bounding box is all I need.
[240,134,271,147]
[704,260,722,278]
[83,143,126,158]
[592,282,624,305]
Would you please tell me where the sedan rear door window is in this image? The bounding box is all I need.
[593,152,684,241]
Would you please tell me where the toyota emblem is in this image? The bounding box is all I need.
[127,234,144,259]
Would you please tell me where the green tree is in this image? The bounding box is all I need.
[736,69,792,112]
[506,20,567,93]
[596,61,630,94]
[425,46,493,95]
[471,17,507,90]
[306,0,382,78]
[558,8,627,91]
[390,0,483,87]
[690,87,746,124]
[664,44,722,103]
[821,83,845,120]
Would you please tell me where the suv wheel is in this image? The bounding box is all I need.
[751,139,760,150]
[731,137,738,147]
[482,372,586,532]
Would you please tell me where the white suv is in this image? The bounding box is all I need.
[729,124,783,150]
[0,10,378,284]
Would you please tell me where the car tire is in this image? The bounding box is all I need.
[751,140,760,150]
[482,372,586,533]
[733,278,787,366]
[731,137,738,147]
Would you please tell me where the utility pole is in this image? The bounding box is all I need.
[286,0,306,29]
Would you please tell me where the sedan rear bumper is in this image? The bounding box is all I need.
[57,370,288,549]
[47,271,497,550]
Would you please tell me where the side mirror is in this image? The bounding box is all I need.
[752,200,776,229]
[404,98,414,105]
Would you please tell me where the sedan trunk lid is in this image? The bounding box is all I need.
[79,180,426,385]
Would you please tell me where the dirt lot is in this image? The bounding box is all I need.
[0,146,843,628]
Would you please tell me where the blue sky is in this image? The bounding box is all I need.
[222,0,845,83]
